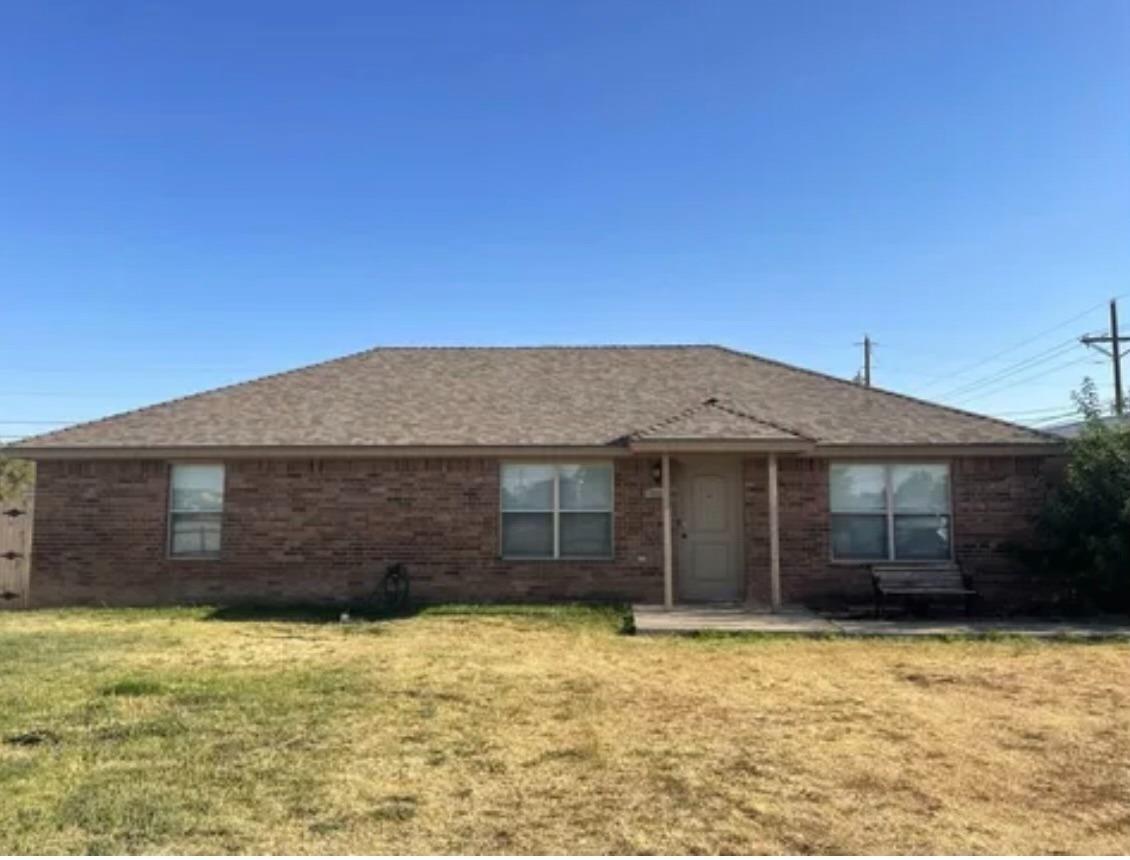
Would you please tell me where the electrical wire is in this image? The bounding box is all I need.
[996,406,1077,417]
[948,356,1099,405]
[916,297,1119,392]
[1031,412,1083,426]
[934,338,1081,401]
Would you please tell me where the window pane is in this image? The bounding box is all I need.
[170,513,222,556]
[829,465,887,513]
[559,464,612,511]
[171,464,225,512]
[831,514,888,560]
[501,512,554,557]
[501,465,555,511]
[894,515,951,560]
[560,513,612,557]
[892,465,949,513]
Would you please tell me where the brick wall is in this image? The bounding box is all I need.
[951,456,1052,606]
[741,455,1053,609]
[29,454,1052,608]
[29,458,665,607]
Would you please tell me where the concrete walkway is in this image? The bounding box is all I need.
[632,604,1130,639]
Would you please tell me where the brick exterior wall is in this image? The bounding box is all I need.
[28,454,1051,608]
[950,456,1053,606]
[29,458,664,607]
[741,455,1053,609]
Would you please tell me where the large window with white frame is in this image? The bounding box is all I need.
[500,463,613,559]
[168,464,225,558]
[829,463,951,561]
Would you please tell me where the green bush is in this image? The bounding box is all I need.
[1025,416,1130,611]
[0,456,32,502]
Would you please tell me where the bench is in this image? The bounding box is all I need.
[871,564,977,618]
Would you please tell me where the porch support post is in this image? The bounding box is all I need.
[768,453,782,611]
[662,453,674,609]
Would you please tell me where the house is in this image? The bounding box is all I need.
[1046,414,1130,439]
[5,345,1062,609]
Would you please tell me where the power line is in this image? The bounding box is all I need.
[996,405,1076,417]
[916,298,1117,392]
[935,338,1080,401]
[1031,412,1082,426]
[0,392,126,398]
[949,356,1098,405]
[0,364,266,373]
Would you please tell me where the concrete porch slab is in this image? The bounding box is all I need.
[632,604,837,635]
[632,604,1130,639]
[831,618,1130,639]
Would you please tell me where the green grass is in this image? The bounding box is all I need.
[0,605,1128,854]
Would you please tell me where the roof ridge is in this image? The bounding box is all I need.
[284,344,717,351]
[629,400,713,439]
[630,397,807,441]
[707,398,815,441]
[709,345,1061,443]
[12,344,723,447]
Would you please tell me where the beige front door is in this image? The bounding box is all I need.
[676,457,743,603]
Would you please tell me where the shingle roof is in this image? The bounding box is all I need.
[9,345,1058,451]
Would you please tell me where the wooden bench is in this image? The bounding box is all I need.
[871,564,977,618]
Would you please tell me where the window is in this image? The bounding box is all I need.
[169,464,224,558]
[830,463,950,561]
[501,463,613,559]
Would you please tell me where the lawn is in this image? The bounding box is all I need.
[1,606,1128,855]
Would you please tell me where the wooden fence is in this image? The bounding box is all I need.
[0,491,32,609]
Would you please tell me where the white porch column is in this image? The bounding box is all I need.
[662,453,674,609]
[768,453,782,611]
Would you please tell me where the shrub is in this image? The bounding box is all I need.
[1024,416,1130,611]
[0,456,32,502]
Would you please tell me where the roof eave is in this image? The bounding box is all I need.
[1,443,636,461]
[808,442,1065,458]
[4,440,1065,461]
[628,438,814,454]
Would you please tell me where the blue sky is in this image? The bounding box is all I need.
[2,0,1128,440]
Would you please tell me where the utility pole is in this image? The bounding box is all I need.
[854,335,874,387]
[1115,301,1123,416]
[864,335,872,388]
[1081,298,1128,415]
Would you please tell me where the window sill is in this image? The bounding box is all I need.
[829,558,954,566]
[499,556,615,563]
[168,554,222,562]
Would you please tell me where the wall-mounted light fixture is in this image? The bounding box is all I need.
[650,460,663,486]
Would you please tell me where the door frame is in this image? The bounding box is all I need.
[674,455,745,603]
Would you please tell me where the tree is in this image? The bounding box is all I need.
[0,456,33,502]
[1071,376,1103,420]
[1022,402,1130,611]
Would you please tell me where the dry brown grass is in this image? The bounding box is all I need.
[1,606,1128,854]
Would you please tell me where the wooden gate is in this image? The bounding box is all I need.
[0,491,31,609]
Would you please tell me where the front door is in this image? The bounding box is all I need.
[677,457,743,602]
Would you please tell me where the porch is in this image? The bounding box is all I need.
[632,604,1130,639]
